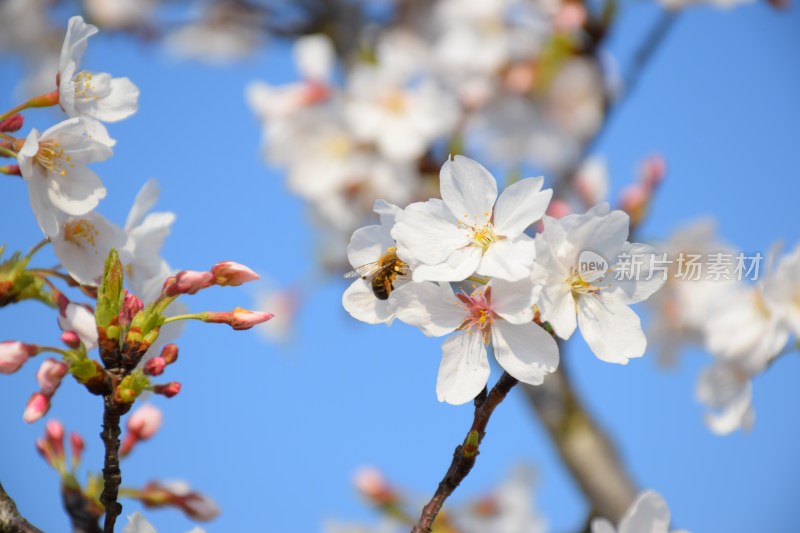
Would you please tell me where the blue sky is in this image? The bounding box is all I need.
[1,3,799,532]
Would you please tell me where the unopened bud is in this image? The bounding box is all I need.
[61,331,81,349]
[143,357,166,376]
[354,467,397,506]
[23,392,50,423]
[619,183,649,226]
[545,199,571,219]
[202,308,274,330]
[70,432,85,465]
[211,261,260,287]
[121,404,163,456]
[639,155,666,191]
[137,481,220,521]
[0,341,38,374]
[45,419,65,458]
[0,164,22,176]
[119,291,144,327]
[165,271,215,296]
[160,344,179,365]
[153,382,181,398]
[37,358,68,396]
[0,113,23,132]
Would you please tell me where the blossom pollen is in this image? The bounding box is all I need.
[35,140,74,177]
[567,267,607,297]
[73,71,100,101]
[64,219,100,249]
[462,221,500,252]
[457,287,496,345]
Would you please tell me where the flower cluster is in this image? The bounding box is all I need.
[343,155,664,404]
[646,220,800,434]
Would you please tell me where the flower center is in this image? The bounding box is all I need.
[461,221,499,253]
[73,70,99,101]
[457,287,495,345]
[325,135,352,159]
[35,140,74,177]
[382,90,407,114]
[567,267,606,298]
[64,219,99,249]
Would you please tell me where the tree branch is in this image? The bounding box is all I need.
[411,372,518,533]
[0,481,44,533]
[521,363,636,524]
[100,393,128,533]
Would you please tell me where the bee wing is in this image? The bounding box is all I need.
[344,261,383,279]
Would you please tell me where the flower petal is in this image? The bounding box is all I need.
[347,224,395,269]
[392,282,464,336]
[492,321,559,386]
[393,199,469,266]
[412,246,481,282]
[539,284,576,340]
[608,242,666,305]
[47,166,106,216]
[437,331,490,405]
[493,177,552,237]
[342,279,394,325]
[439,156,497,227]
[618,491,670,533]
[577,295,646,364]
[590,518,618,533]
[490,277,537,325]
[477,236,535,281]
[125,179,160,231]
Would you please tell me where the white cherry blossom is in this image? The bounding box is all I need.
[17,117,112,237]
[58,16,139,145]
[342,201,409,325]
[763,242,800,336]
[58,302,98,350]
[696,359,755,435]
[591,490,689,533]
[122,512,204,533]
[534,203,665,363]
[392,156,552,283]
[392,276,558,404]
[52,211,129,286]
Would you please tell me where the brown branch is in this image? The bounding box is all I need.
[521,363,636,524]
[62,484,103,533]
[0,481,44,533]
[411,372,518,533]
[100,392,129,533]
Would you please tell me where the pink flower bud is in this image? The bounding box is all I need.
[70,432,85,465]
[0,113,23,132]
[354,467,397,506]
[121,404,163,456]
[160,344,179,365]
[61,331,81,349]
[166,271,215,296]
[137,481,220,521]
[23,392,50,423]
[210,261,260,287]
[639,155,667,191]
[36,358,68,396]
[0,341,37,374]
[0,164,22,176]
[143,357,166,376]
[45,419,65,458]
[553,3,587,32]
[153,382,181,398]
[180,492,221,521]
[545,199,571,220]
[119,291,144,326]
[36,437,56,467]
[203,308,274,330]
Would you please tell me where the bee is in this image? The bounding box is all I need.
[344,247,409,300]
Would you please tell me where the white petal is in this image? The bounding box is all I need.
[609,242,667,305]
[121,512,156,533]
[293,34,334,82]
[58,302,99,350]
[47,166,106,215]
[347,225,395,269]
[591,518,618,533]
[88,76,140,122]
[60,16,97,73]
[125,179,160,231]
[539,284,576,340]
[412,246,481,282]
[576,209,630,263]
[439,156,497,227]
[493,177,552,237]
[618,491,670,533]
[492,321,559,386]
[490,277,537,324]
[392,200,468,266]
[477,237,535,281]
[392,282,463,337]
[437,331,491,405]
[373,199,402,233]
[342,279,394,325]
[577,295,646,364]
[28,176,64,237]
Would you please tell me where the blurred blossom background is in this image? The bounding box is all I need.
[1,0,800,531]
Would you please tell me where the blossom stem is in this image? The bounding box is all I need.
[0,91,59,122]
[0,147,17,159]
[411,372,518,533]
[0,132,15,142]
[0,481,44,533]
[161,313,201,325]
[26,238,50,259]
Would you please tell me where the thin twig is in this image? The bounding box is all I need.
[411,372,518,533]
[0,481,44,533]
[100,392,127,533]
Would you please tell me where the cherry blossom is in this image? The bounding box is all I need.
[392,156,552,283]
[392,276,558,404]
[51,211,129,286]
[591,490,689,533]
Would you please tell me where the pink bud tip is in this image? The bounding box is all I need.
[23,392,50,423]
[45,419,65,457]
[205,308,274,330]
[0,341,37,374]
[545,199,571,220]
[153,382,181,398]
[143,357,166,376]
[36,358,68,396]
[210,261,260,287]
[0,113,23,133]
[119,291,144,325]
[60,331,81,349]
[640,155,667,190]
[0,165,21,176]
[160,344,179,365]
[168,271,215,296]
[70,432,85,463]
[127,404,163,440]
[354,467,396,505]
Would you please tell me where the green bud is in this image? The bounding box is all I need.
[115,371,150,404]
[95,249,124,330]
[462,430,481,458]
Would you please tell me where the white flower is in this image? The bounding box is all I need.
[591,490,689,533]
[57,302,98,350]
[342,201,409,325]
[535,203,665,364]
[52,211,129,286]
[17,117,112,237]
[59,16,139,145]
[392,276,558,404]
[123,179,176,304]
[696,360,755,435]
[763,242,800,336]
[393,156,552,283]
